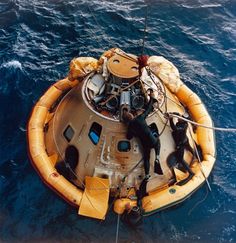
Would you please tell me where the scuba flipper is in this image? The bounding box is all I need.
[176,173,194,186]
[137,179,148,198]
[154,160,163,175]
[136,177,149,208]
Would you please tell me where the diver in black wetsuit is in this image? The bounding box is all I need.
[123,91,163,178]
[123,90,163,207]
[169,113,195,185]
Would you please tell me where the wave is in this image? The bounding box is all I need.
[181,4,222,9]
[0,60,34,97]
[19,126,27,132]
[1,60,22,70]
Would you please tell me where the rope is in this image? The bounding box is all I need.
[141,0,149,55]
[189,126,212,191]
[188,184,209,215]
[147,68,186,109]
[115,214,121,243]
[114,49,137,63]
[168,113,236,132]
[164,93,185,109]
[158,115,169,137]
[81,14,101,48]
[143,66,170,137]
[86,3,116,48]
[144,67,236,133]
[101,158,144,221]
[144,67,168,112]
[122,157,144,182]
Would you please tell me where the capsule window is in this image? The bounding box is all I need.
[117,140,131,152]
[113,59,120,64]
[63,125,75,142]
[88,122,102,145]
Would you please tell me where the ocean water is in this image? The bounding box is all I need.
[0,0,236,242]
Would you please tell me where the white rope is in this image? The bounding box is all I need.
[115,214,120,243]
[169,113,236,132]
[141,0,149,55]
[147,67,236,133]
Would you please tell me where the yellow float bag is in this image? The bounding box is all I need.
[148,56,183,93]
[68,57,98,80]
[78,176,110,220]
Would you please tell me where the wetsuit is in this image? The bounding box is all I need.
[170,118,194,177]
[126,97,161,176]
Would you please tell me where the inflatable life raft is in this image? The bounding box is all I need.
[27,48,216,221]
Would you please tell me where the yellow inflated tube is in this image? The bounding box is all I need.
[27,78,83,207]
[114,83,216,216]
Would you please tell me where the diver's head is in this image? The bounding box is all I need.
[177,118,186,123]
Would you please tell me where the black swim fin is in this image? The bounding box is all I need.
[136,178,148,207]
[154,160,163,175]
[176,174,194,186]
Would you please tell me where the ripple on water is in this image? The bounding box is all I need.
[1,60,22,70]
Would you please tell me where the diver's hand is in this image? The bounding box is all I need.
[167,112,180,118]
[171,112,180,115]
[148,89,155,98]
[164,112,170,119]
[148,89,158,104]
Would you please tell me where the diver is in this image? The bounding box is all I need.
[121,203,143,227]
[123,90,163,179]
[167,113,195,186]
[123,90,163,208]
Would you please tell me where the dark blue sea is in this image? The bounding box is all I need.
[0,0,236,242]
